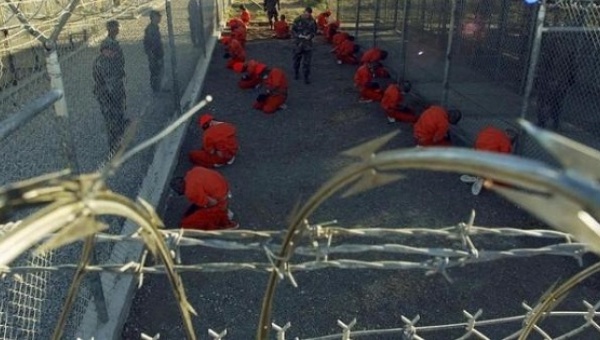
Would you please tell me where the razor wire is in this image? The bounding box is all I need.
[259,299,600,340]
[0,0,206,337]
[0,225,588,271]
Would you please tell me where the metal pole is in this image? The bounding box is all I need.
[197,0,207,58]
[45,47,80,172]
[520,1,546,119]
[392,0,401,30]
[400,0,410,82]
[0,90,63,141]
[90,251,109,323]
[519,4,539,95]
[441,0,457,106]
[493,0,509,80]
[373,0,381,47]
[215,0,222,28]
[354,0,361,38]
[165,0,181,113]
[336,0,340,21]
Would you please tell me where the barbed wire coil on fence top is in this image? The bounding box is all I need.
[3,106,600,339]
[0,95,214,340]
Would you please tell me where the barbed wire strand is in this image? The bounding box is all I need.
[293,300,600,340]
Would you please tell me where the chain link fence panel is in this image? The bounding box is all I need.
[0,0,209,337]
[522,2,600,159]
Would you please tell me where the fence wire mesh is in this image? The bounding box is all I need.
[0,223,52,340]
[347,0,600,164]
[3,0,600,339]
[0,0,211,336]
[523,1,600,157]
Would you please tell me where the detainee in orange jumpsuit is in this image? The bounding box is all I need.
[324,19,340,43]
[475,127,514,153]
[235,59,267,89]
[360,47,390,78]
[273,15,291,39]
[224,38,245,69]
[354,64,383,103]
[316,10,331,33]
[335,38,359,65]
[461,126,516,195]
[189,113,239,167]
[413,106,462,146]
[228,18,247,46]
[381,81,417,123]
[253,67,288,114]
[172,167,238,230]
[331,32,350,49]
[239,5,251,26]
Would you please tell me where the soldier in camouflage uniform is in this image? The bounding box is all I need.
[144,10,165,93]
[102,20,125,83]
[93,40,126,154]
[291,7,317,84]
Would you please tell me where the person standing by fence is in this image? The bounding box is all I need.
[264,0,280,30]
[143,10,164,93]
[291,7,317,84]
[102,20,125,82]
[93,40,127,154]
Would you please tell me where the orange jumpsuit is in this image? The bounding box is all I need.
[354,65,383,102]
[228,18,247,46]
[316,12,331,32]
[273,20,290,39]
[226,38,245,69]
[240,10,251,26]
[475,127,512,153]
[238,60,267,89]
[253,68,288,114]
[336,39,359,64]
[332,32,350,48]
[324,21,340,43]
[360,48,390,78]
[381,84,417,123]
[189,122,239,167]
[413,106,451,146]
[181,167,235,230]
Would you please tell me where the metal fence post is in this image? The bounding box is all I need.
[165,0,181,113]
[215,0,222,28]
[354,0,361,38]
[519,4,539,95]
[393,0,401,30]
[493,0,509,80]
[197,0,207,58]
[441,0,457,106]
[373,0,381,47]
[520,1,546,119]
[400,0,410,82]
[45,46,80,172]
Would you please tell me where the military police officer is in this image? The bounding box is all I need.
[143,10,164,93]
[93,40,126,154]
[291,7,317,84]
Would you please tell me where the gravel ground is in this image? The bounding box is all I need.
[122,2,600,339]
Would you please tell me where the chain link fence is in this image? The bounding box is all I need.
[336,0,600,165]
[0,0,223,336]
